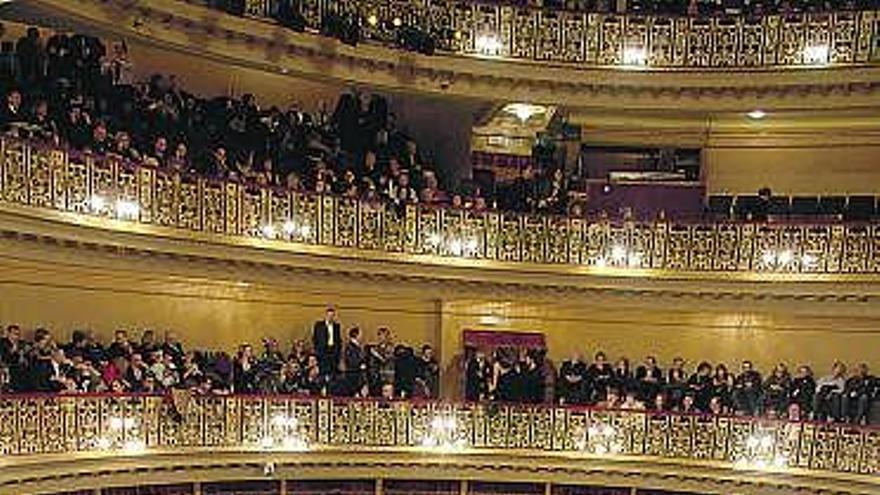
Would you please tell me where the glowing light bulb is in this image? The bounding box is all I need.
[90,194,106,212]
[115,199,140,219]
[475,34,502,56]
[777,250,793,265]
[622,46,647,66]
[747,109,767,120]
[611,245,627,263]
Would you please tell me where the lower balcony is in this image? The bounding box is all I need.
[0,395,877,495]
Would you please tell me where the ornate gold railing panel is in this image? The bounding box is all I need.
[235,0,880,69]
[0,395,876,477]
[1,138,878,276]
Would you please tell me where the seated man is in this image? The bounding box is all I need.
[844,364,876,425]
[814,362,847,422]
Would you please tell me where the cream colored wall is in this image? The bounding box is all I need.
[0,249,440,354]
[704,145,880,195]
[1,234,878,399]
[439,298,880,397]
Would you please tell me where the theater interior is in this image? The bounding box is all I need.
[0,0,878,494]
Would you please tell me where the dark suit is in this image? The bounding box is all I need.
[32,360,65,392]
[343,340,366,395]
[312,320,341,376]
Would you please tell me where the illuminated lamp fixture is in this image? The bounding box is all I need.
[610,244,628,264]
[115,199,140,220]
[801,253,817,268]
[621,46,647,67]
[734,431,787,470]
[392,16,403,28]
[803,43,830,65]
[761,249,796,269]
[261,224,277,239]
[777,249,794,266]
[575,422,622,455]
[89,194,107,213]
[448,239,464,256]
[747,109,767,120]
[97,416,144,452]
[259,413,310,451]
[475,33,503,56]
[367,14,379,27]
[420,413,466,451]
[503,103,547,123]
[282,220,298,236]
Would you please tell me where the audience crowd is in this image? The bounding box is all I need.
[0,309,440,400]
[1,318,874,424]
[0,27,502,215]
[463,347,876,425]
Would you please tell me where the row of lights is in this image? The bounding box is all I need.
[761,249,818,269]
[49,411,788,473]
[474,34,832,68]
[86,196,820,273]
[260,221,313,239]
[594,244,643,268]
[89,194,140,220]
[425,232,480,257]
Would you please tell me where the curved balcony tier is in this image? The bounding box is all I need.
[0,395,877,495]
[1,138,878,283]
[9,0,880,111]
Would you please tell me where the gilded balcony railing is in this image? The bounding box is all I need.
[233,0,880,69]
[0,395,876,477]
[1,138,878,275]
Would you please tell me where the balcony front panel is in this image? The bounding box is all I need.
[234,0,880,70]
[1,139,878,280]
[0,395,876,478]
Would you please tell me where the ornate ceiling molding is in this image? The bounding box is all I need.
[17,0,880,111]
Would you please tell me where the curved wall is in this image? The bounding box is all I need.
[2,202,879,398]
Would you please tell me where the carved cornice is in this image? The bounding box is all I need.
[3,206,880,307]
[17,0,880,111]
[3,450,879,495]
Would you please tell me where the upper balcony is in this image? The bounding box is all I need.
[10,0,880,111]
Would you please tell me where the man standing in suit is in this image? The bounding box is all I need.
[313,306,342,378]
